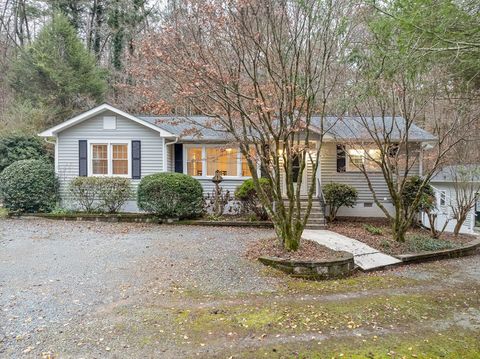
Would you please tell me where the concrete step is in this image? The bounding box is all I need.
[305,224,327,230]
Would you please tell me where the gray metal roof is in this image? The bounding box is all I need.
[137,115,436,142]
[313,116,436,142]
[431,165,480,182]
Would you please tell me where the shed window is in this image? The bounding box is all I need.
[439,191,446,206]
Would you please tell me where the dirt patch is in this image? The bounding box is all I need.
[245,237,344,261]
[328,218,475,255]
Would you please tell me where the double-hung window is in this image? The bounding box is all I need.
[89,141,130,177]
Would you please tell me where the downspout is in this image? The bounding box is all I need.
[163,137,179,172]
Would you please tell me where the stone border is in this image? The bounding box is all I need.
[19,213,162,223]
[258,253,355,279]
[15,213,273,228]
[395,239,480,263]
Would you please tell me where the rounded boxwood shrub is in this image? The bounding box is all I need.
[323,182,358,222]
[235,178,272,220]
[137,172,203,219]
[0,159,58,212]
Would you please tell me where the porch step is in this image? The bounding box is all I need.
[281,198,326,229]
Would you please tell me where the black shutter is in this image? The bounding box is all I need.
[174,143,183,173]
[79,140,87,176]
[132,140,141,179]
[336,144,346,173]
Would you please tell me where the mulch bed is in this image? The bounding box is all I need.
[245,237,345,262]
[328,218,476,256]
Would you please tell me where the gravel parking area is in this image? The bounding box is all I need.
[0,218,275,357]
[1,218,479,358]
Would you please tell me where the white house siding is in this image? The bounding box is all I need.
[421,182,475,234]
[56,110,164,211]
[319,142,420,217]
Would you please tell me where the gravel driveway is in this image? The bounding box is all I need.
[1,218,479,358]
[0,218,275,358]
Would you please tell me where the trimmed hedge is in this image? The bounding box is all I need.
[0,159,58,212]
[235,178,272,220]
[69,177,132,213]
[137,172,203,219]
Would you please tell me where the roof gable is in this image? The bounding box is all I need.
[38,104,176,138]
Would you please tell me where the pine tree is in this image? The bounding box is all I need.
[9,13,107,124]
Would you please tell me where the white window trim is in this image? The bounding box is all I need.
[439,190,447,207]
[87,140,131,178]
[183,144,254,179]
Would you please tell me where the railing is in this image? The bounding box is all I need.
[316,177,327,215]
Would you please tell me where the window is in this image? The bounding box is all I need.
[185,145,255,178]
[206,147,238,176]
[92,144,108,175]
[186,147,203,176]
[241,148,256,177]
[90,142,130,177]
[347,147,381,172]
[439,190,446,206]
[112,144,128,175]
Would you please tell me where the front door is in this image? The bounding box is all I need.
[283,154,309,197]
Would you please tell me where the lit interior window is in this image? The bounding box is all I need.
[206,147,238,176]
[186,147,203,176]
[348,147,380,171]
[241,148,256,177]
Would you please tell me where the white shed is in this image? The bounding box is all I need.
[422,165,480,235]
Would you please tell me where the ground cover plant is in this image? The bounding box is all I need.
[328,218,475,255]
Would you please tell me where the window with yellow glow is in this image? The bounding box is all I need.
[186,147,203,176]
[206,147,238,176]
[241,148,256,176]
[347,147,381,171]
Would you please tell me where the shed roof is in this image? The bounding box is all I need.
[431,165,480,183]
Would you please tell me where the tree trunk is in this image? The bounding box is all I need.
[453,214,467,236]
[274,217,302,252]
[392,217,409,242]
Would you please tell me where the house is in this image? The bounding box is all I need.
[421,165,480,234]
[38,103,437,219]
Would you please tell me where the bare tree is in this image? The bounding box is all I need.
[130,0,358,250]
[448,165,480,235]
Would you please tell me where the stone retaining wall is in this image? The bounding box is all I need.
[258,253,355,280]
[396,239,480,263]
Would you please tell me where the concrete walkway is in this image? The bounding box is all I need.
[303,229,402,271]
